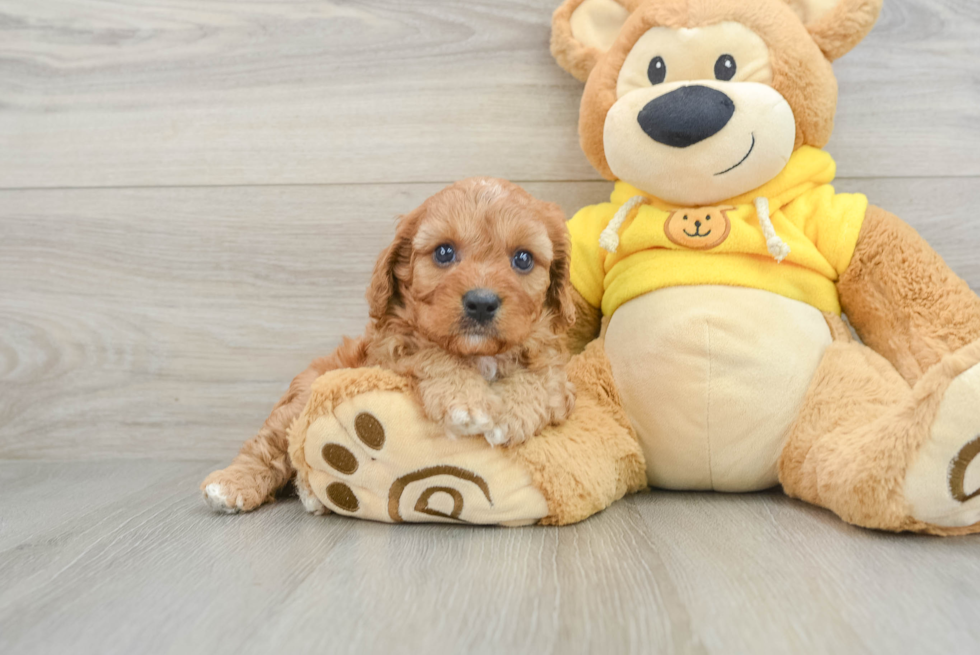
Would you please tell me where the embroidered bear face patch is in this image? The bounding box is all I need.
[663,205,734,250]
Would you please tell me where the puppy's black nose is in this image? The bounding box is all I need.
[637,85,735,148]
[462,289,500,324]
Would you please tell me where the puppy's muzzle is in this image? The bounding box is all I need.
[462,289,500,325]
[637,85,735,148]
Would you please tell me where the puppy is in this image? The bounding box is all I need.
[202,177,577,513]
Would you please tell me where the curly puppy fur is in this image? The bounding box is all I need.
[201,178,577,513]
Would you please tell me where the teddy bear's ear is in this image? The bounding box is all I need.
[551,0,633,82]
[785,0,883,61]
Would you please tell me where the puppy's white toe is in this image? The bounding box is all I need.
[203,483,241,514]
[450,407,472,427]
[448,407,493,435]
[484,425,509,447]
[469,410,493,432]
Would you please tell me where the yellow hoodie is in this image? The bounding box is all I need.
[568,146,868,316]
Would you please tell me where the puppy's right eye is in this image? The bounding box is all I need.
[433,244,456,266]
[647,57,666,85]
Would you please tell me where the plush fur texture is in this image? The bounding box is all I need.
[509,338,648,524]
[566,284,603,354]
[838,205,980,386]
[780,337,980,535]
[551,0,606,83]
[801,0,883,60]
[202,178,577,512]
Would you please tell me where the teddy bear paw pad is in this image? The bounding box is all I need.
[300,389,548,525]
[905,362,980,528]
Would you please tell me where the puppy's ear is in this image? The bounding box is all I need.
[551,0,632,82]
[367,205,422,321]
[785,0,882,61]
[545,210,577,332]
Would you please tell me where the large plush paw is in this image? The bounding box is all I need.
[200,470,268,514]
[294,386,549,525]
[905,360,980,528]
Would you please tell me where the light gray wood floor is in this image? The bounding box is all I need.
[2,1,979,653]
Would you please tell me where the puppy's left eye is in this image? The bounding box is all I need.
[714,54,736,81]
[512,250,534,273]
[433,244,456,266]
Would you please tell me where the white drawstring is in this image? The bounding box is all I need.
[754,197,791,263]
[599,195,647,254]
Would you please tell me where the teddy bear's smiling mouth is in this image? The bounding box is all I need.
[684,227,711,238]
[714,133,756,176]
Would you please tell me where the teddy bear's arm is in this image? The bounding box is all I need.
[837,204,980,385]
[566,287,602,354]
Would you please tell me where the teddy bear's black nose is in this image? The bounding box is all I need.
[637,85,735,148]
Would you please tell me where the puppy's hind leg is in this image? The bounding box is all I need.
[202,375,314,513]
[202,340,366,513]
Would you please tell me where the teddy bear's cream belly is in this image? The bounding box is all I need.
[604,286,832,492]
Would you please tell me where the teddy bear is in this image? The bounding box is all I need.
[288,0,980,534]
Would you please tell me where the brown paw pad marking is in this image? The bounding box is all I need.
[949,435,980,503]
[387,466,491,523]
[355,412,385,449]
[322,443,358,474]
[326,482,359,512]
[414,487,464,520]
[318,411,386,513]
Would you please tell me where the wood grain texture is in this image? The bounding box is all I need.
[1,460,978,655]
[0,0,978,189]
[2,178,978,460]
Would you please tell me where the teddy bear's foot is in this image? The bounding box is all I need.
[905,359,980,529]
[290,368,550,526]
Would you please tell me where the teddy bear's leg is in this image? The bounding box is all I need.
[838,205,980,386]
[779,323,980,535]
[508,339,648,525]
[290,339,646,526]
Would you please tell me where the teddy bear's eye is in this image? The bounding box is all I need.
[714,55,736,81]
[647,56,666,85]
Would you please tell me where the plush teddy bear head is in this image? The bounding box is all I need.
[551,0,882,206]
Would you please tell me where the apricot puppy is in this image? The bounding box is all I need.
[201,177,576,513]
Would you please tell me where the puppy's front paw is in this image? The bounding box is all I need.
[546,378,576,424]
[483,417,539,448]
[445,405,495,438]
[484,424,510,447]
